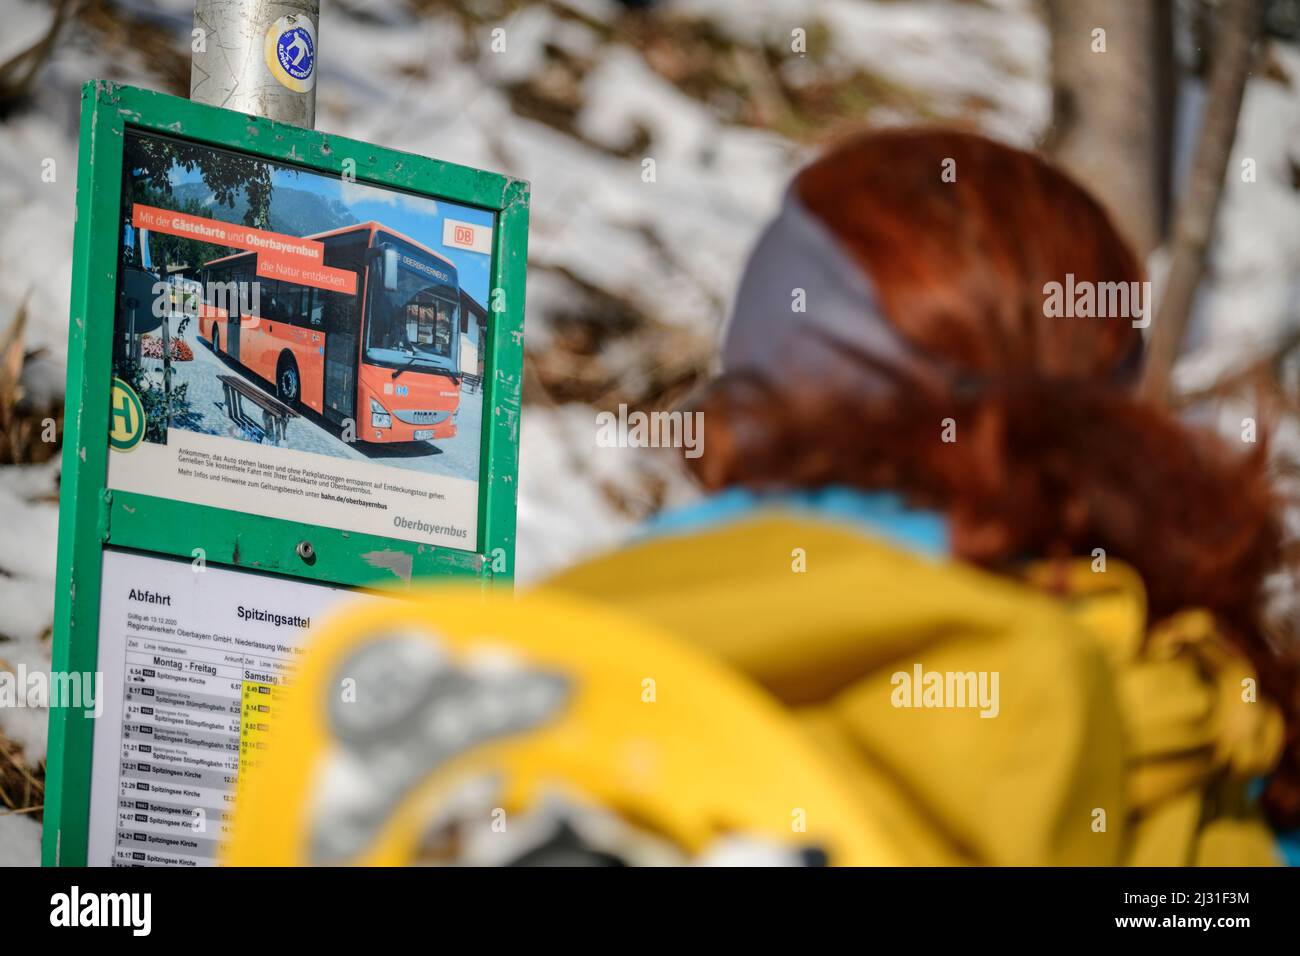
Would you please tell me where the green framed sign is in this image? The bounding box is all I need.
[44,82,529,865]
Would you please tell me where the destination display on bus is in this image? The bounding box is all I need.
[105,129,495,551]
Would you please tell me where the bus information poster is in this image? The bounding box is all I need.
[45,83,527,866]
[106,129,495,551]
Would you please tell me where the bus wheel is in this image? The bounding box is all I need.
[277,354,301,405]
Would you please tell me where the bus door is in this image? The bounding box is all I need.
[320,287,356,427]
[318,232,367,427]
[227,265,247,361]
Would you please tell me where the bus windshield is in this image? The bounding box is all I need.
[364,235,459,375]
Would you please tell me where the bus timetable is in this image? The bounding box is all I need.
[85,549,378,866]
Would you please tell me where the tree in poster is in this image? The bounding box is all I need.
[125,135,277,228]
[134,186,232,273]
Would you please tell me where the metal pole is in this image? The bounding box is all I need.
[191,0,319,128]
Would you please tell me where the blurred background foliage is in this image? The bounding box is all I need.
[1,0,1299,861]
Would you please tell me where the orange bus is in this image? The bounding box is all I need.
[198,221,468,443]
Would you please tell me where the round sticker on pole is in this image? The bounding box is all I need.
[264,14,316,93]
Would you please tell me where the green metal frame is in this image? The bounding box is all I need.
[43,82,529,865]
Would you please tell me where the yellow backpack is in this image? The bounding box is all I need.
[224,587,903,865]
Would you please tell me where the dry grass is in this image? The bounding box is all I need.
[0,299,63,467]
[0,729,44,824]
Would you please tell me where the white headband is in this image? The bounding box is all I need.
[720,189,933,392]
[720,189,1144,392]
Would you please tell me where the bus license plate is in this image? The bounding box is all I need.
[414,429,433,441]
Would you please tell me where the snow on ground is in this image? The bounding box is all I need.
[0,0,56,61]
[0,458,60,760]
[0,810,41,866]
[675,0,1051,143]
[516,401,699,582]
[1,0,1298,865]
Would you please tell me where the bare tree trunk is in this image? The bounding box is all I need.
[1044,0,1176,256]
[1140,0,1262,405]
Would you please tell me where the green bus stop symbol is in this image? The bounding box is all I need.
[109,378,145,451]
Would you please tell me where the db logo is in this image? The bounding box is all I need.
[443,218,489,254]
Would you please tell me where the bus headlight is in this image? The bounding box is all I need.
[369,398,392,429]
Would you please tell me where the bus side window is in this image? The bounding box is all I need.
[292,285,310,327]
[309,288,325,327]
[204,267,223,307]
[235,266,255,315]
[265,280,285,322]
[319,232,367,338]
[321,289,349,333]
[275,284,308,327]
[321,234,367,333]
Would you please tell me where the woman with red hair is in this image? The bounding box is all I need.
[543,129,1300,865]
